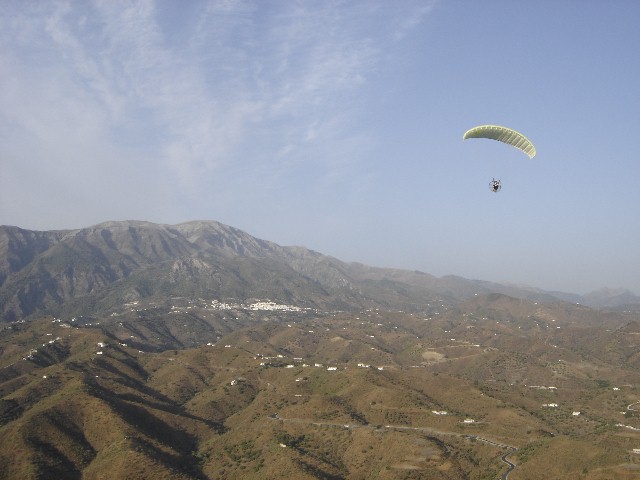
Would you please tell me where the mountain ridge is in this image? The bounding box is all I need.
[1,220,640,479]
[1,220,639,322]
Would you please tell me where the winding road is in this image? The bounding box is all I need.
[627,400,640,412]
[500,448,517,480]
[269,415,518,477]
[465,435,518,479]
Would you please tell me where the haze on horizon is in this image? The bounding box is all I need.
[1,1,639,296]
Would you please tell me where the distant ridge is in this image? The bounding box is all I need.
[1,220,639,322]
[1,224,640,479]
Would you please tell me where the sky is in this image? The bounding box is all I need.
[2,0,639,296]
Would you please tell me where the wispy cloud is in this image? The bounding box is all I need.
[0,0,434,228]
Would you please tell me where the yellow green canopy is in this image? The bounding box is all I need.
[463,125,536,159]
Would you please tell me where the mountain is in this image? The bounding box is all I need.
[0,220,362,322]
[1,298,639,479]
[0,220,499,323]
[581,287,640,310]
[1,220,638,324]
[2,220,640,479]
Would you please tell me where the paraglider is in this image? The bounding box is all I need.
[463,125,536,192]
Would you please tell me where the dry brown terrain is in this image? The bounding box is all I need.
[1,294,639,479]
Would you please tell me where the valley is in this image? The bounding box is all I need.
[1,221,639,478]
[1,294,639,479]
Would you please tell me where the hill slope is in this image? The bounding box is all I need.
[4,220,639,324]
[1,299,639,479]
[0,220,502,322]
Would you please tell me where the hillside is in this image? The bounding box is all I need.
[1,295,639,479]
[2,220,640,478]
[0,221,446,322]
[3,220,639,324]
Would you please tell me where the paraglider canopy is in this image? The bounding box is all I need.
[463,125,536,159]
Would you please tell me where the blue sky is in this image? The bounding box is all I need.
[2,0,639,295]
